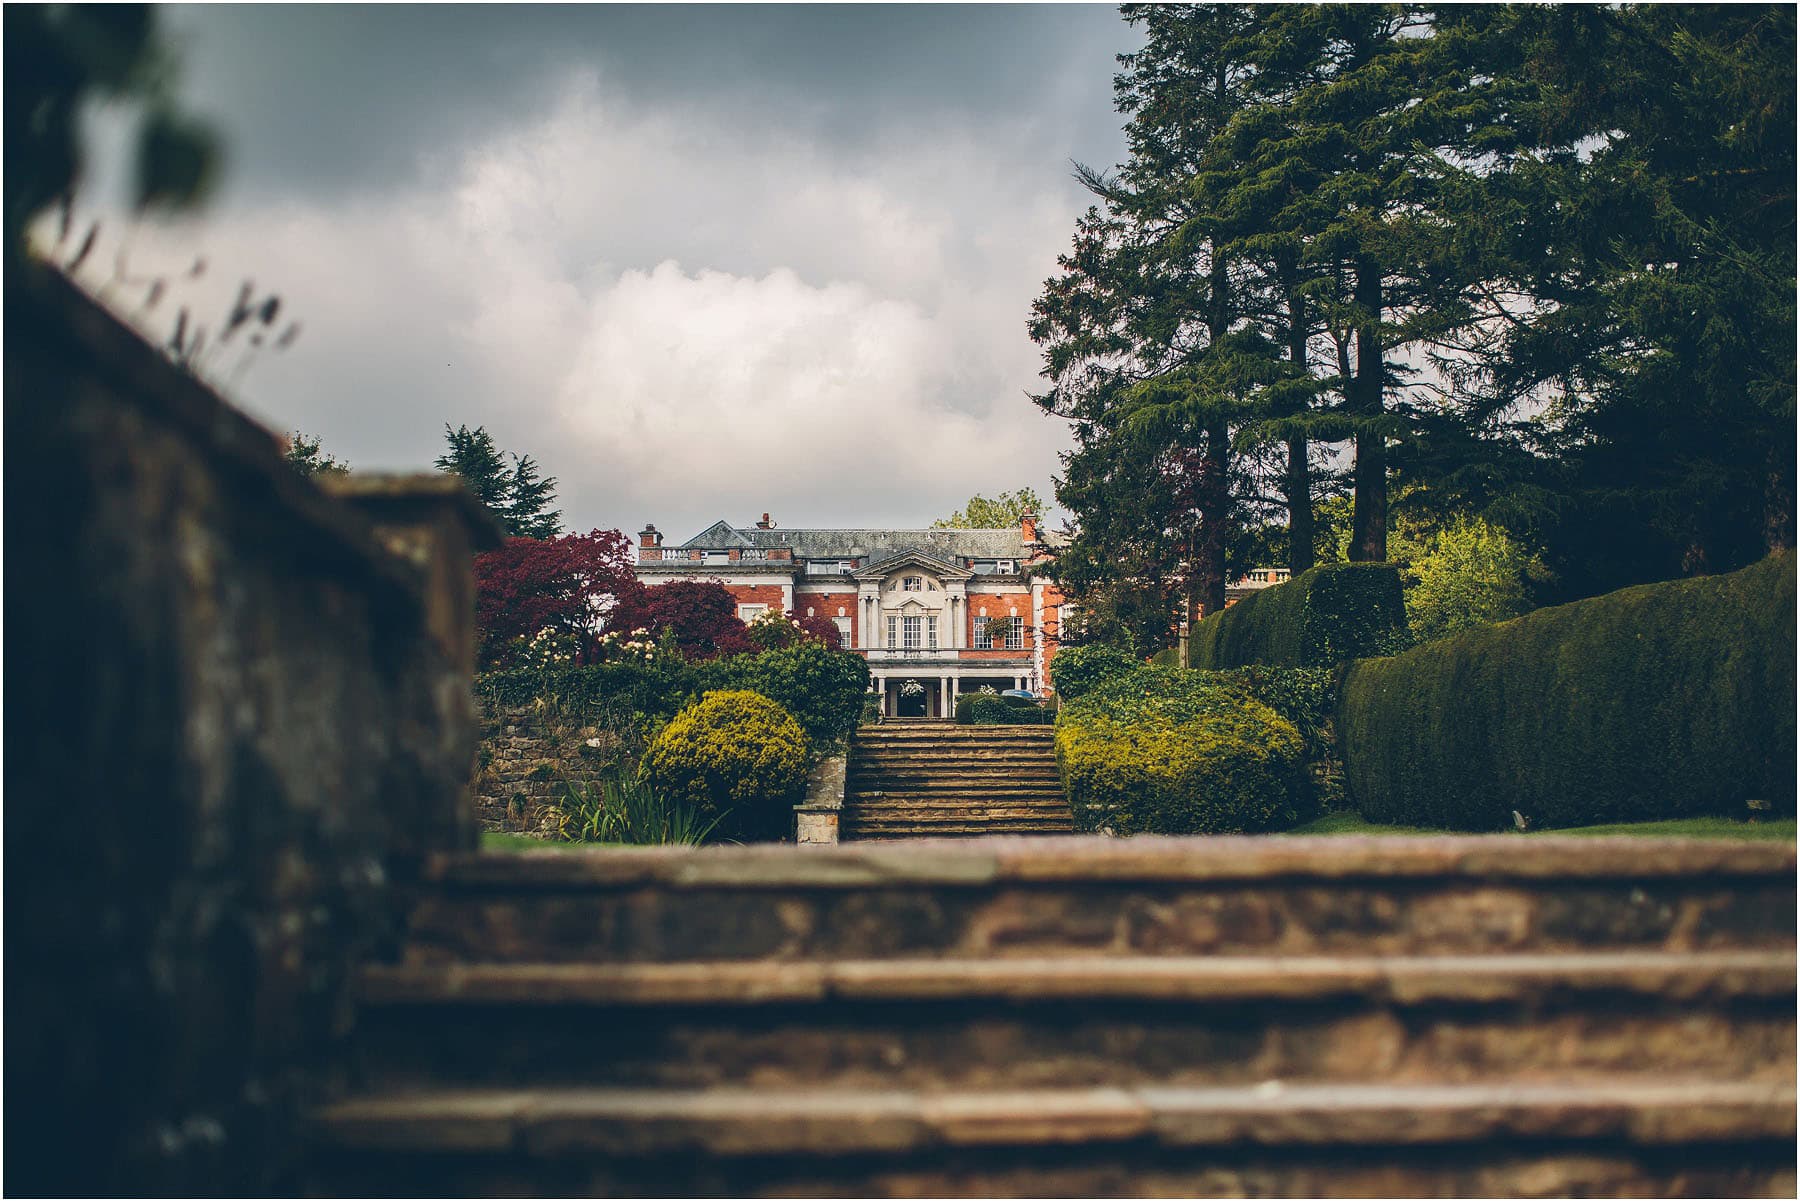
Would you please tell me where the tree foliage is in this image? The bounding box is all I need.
[473,529,639,669]
[435,423,562,540]
[5,4,220,252]
[932,488,1046,530]
[282,431,349,479]
[1036,2,1794,624]
[1390,515,1548,644]
[612,580,754,663]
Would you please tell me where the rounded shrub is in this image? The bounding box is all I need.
[1056,667,1310,834]
[1049,644,1138,700]
[641,690,809,841]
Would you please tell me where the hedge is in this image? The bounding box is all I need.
[641,690,809,841]
[475,641,869,749]
[1056,667,1311,834]
[1191,562,1407,669]
[1339,552,1797,830]
[1048,644,1138,700]
[954,693,1053,725]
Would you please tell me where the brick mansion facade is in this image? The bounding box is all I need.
[637,513,1065,718]
[635,512,1295,718]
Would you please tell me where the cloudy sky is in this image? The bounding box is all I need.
[68,4,1140,540]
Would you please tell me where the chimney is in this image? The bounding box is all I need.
[756,512,773,530]
[638,523,662,549]
[1021,509,1038,546]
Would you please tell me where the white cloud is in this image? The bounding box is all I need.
[55,62,1083,539]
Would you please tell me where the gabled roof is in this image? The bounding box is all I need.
[680,519,754,549]
[853,547,972,582]
[744,527,1029,562]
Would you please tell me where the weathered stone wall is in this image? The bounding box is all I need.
[4,266,494,1195]
[474,701,623,836]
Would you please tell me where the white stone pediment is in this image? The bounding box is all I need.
[853,547,971,582]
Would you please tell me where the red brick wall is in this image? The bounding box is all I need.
[798,590,858,645]
[718,583,788,616]
[964,591,1031,657]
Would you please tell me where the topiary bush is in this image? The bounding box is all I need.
[1048,643,1139,700]
[1339,552,1797,830]
[1191,562,1407,669]
[1056,666,1310,834]
[641,690,809,842]
[700,640,869,747]
[955,693,1053,725]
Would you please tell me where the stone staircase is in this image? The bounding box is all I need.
[842,720,1074,839]
[307,836,1795,1196]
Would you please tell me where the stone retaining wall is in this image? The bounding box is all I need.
[4,265,499,1195]
[474,702,624,836]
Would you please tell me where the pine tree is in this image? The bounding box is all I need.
[435,423,562,539]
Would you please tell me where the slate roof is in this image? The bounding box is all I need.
[672,519,1042,561]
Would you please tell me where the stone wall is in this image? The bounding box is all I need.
[474,702,625,836]
[3,265,498,1195]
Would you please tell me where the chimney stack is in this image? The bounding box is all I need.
[638,523,662,549]
[757,512,773,530]
[1021,509,1038,546]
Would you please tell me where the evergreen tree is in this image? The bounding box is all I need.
[435,423,562,539]
[283,430,349,478]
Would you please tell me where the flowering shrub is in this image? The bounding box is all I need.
[641,690,809,841]
[596,626,662,665]
[518,626,581,668]
[900,680,925,698]
[747,607,844,651]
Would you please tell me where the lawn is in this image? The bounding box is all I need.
[1286,811,1796,840]
[481,832,628,851]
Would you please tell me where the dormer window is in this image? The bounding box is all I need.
[704,550,729,565]
[903,576,922,592]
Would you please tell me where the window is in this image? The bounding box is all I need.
[903,576,922,592]
[737,604,768,624]
[834,616,852,646]
[927,615,938,649]
[1004,617,1024,650]
[903,615,922,649]
[886,615,897,648]
[973,616,990,648]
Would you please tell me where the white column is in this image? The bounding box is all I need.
[781,581,795,613]
[939,676,949,720]
[876,673,887,716]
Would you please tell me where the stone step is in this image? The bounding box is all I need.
[347,952,1795,1092]
[842,801,1072,817]
[850,750,1059,765]
[842,825,1079,840]
[307,1080,1795,1196]
[395,838,1795,964]
[844,785,1067,801]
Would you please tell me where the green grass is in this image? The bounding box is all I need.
[481,832,629,851]
[1285,812,1795,840]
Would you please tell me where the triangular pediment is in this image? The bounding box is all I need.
[681,519,754,549]
[853,546,972,581]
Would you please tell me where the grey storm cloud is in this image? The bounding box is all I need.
[68,5,1140,541]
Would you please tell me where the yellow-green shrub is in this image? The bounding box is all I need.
[641,690,808,841]
[1056,668,1310,834]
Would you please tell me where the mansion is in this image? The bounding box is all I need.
[635,512,1294,718]
[636,512,1064,718]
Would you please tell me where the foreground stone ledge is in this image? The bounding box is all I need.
[358,950,1796,1007]
[427,835,1795,891]
[311,1079,1796,1157]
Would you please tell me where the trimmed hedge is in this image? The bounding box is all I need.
[476,642,869,749]
[1191,563,1407,669]
[1048,644,1138,700]
[954,692,1053,725]
[641,690,809,841]
[1339,552,1797,830]
[1056,667,1311,834]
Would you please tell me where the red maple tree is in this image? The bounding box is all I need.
[474,528,642,667]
